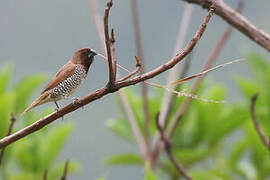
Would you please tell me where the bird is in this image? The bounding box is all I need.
[22,47,97,114]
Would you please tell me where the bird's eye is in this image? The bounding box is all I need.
[88,50,97,58]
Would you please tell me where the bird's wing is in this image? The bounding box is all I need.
[41,61,76,93]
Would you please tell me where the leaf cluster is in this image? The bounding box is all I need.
[0,66,79,180]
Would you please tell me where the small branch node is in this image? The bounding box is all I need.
[110,28,115,44]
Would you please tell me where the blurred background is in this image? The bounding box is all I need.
[0,0,270,179]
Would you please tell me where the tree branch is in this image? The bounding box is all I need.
[130,0,151,148]
[0,3,215,149]
[118,90,148,159]
[110,29,117,80]
[156,113,191,180]
[183,0,270,51]
[159,4,194,128]
[90,0,147,160]
[167,0,243,139]
[117,56,141,82]
[151,0,242,165]
[89,0,106,53]
[60,160,69,180]
[250,94,270,150]
[43,169,48,180]
[104,0,115,86]
[0,113,16,166]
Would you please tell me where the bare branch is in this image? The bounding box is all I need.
[43,169,48,180]
[60,160,69,180]
[117,56,141,82]
[0,113,16,166]
[90,0,148,160]
[167,0,243,139]
[152,0,243,164]
[119,90,148,159]
[183,0,270,51]
[250,94,270,150]
[170,58,244,86]
[110,29,117,80]
[130,0,151,147]
[159,4,194,128]
[156,114,191,180]
[89,0,106,53]
[90,0,131,75]
[0,3,215,149]
[115,4,215,88]
[104,0,115,85]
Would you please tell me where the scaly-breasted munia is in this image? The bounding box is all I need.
[22,47,97,114]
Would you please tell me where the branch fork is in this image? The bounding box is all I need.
[0,0,216,151]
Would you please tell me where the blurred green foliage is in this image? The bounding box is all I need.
[0,65,79,180]
[105,53,270,180]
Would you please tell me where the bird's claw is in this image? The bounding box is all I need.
[72,97,81,105]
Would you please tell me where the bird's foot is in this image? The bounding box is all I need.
[54,101,60,111]
[54,102,64,120]
[72,97,81,105]
[71,97,84,110]
[64,96,81,105]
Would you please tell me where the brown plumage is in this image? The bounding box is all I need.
[22,47,97,114]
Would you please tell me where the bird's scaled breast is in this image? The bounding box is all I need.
[50,65,87,99]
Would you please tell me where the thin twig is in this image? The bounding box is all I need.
[0,113,16,166]
[179,53,193,87]
[117,56,141,82]
[43,169,48,180]
[89,0,106,53]
[152,53,193,168]
[250,94,270,150]
[159,4,194,128]
[104,0,115,85]
[110,29,117,80]
[167,0,243,139]
[60,160,69,180]
[0,3,215,149]
[90,0,130,74]
[170,58,244,86]
[151,0,243,165]
[130,0,151,148]
[90,0,147,160]
[183,0,270,51]
[119,90,148,159]
[156,113,191,180]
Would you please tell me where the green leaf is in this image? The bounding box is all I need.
[0,64,12,95]
[40,124,72,168]
[244,121,270,176]
[247,53,270,80]
[122,89,144,134]
[143,162,158,180]
[0,93,15,138]
[13,137,39,172]
[13,74,46,113]
[236,77,259,100]
[208,105,248,145]
[105,118,133,142]
[190,170,223,180]
[9,172,41,180]
[228,139,250,178]
[96,176,106,180]
[50,161,80,179]
[104,153,142,166]
[174,148,210,166]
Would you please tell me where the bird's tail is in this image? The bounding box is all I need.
[22,92,50,115]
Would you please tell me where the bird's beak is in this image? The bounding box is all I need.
[89,50,97,58]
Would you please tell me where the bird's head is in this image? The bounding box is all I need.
[72,47,97,72]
